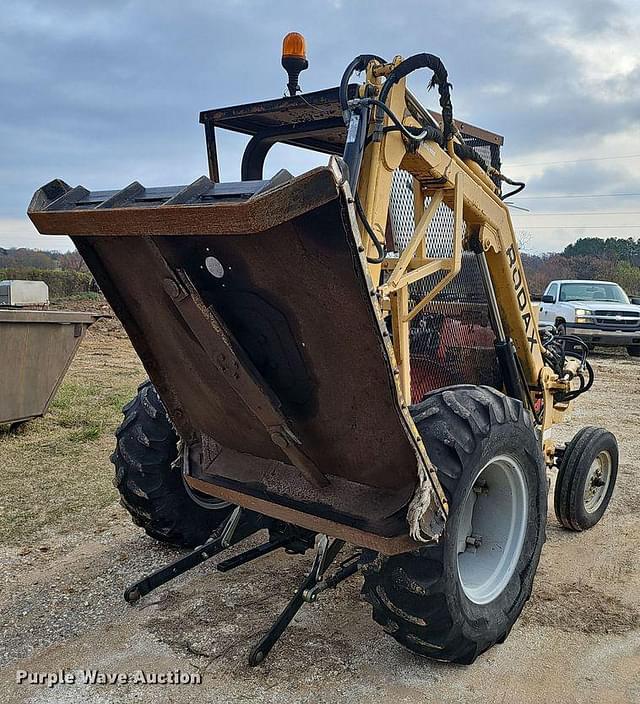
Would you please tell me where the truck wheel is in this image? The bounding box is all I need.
[554,427,618,531]
[112,381,233,548]
[627,345,640,357]
[361,385,546,664]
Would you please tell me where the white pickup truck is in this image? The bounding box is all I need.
[538,279,640,356]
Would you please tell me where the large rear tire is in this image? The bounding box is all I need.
[112,381,233,548]
[362,385,547,664]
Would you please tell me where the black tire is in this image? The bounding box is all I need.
[112,380,233,548]
[627,345,640,357]
[554,427,618,531]
[556,320,567,336]
[361,385,546,665]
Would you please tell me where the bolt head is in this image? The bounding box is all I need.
[162,277,181,299]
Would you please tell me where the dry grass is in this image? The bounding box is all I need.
[0,322,144,545]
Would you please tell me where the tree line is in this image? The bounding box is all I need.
[0,247,92,298]
[2,237,640,300]
[522,237,640,296]
[0,247,87,271]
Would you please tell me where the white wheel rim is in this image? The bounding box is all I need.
[456,455,528,605]
[583,450,612,513]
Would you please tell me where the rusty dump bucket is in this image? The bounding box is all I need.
[0,309,99,426]
[28,162,438,553]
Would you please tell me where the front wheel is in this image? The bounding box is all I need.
[627,345,640,357]
[554,427,618,531]
[361,385,547,664]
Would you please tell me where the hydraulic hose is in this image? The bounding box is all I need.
[360,98,443,144]
[339,54,387,263]
[354,191,386,264]
[339,54,386,124]
[374,53,454,143]
[499,175,526,200]
[339,51,525,258]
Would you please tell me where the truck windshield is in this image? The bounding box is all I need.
[559,282,629,303]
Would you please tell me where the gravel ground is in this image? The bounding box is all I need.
[1,319,639,704]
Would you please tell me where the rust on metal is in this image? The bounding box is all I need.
[167,267,329,488]
[28,168,340,237]
[29,166,430,543]
[185,475,421,555]
[26,82,512,545]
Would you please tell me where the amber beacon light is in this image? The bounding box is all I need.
[281,32,308,96]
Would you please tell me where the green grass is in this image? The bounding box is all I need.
[51,382,116,441]
[0,332,144,545]
[53,291,102,303]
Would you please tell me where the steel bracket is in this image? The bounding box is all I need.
[248,535,361,666]
[123,513,360,666]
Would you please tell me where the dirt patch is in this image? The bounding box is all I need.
[523,582,640,634]
[49,295,127,337]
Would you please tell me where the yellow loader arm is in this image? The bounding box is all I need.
[349,54,585,455]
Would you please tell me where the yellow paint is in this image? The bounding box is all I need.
[353,57,575,436]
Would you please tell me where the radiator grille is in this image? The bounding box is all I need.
[593,310,640,329]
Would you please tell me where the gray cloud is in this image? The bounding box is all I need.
[1,0,639,250]
[519,161,640,200]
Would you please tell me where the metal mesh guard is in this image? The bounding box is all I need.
[388,164,501,404]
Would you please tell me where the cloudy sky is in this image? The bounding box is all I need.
[1,0,639,253]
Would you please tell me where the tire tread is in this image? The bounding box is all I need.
[362,385,546,664]
[112,380,231,548]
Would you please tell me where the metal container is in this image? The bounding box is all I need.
[0,310,99,426]
[0,279,49,306]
